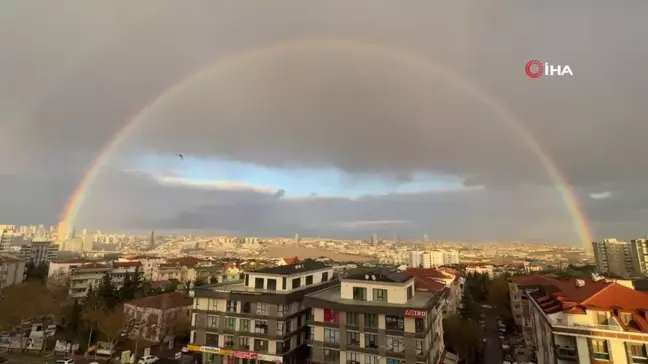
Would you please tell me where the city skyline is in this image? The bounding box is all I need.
[2,1,647,242]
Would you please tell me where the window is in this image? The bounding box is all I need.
[292,277,301,289]
[630,343,647,360]
[346,352,360,364]
[224,335,235,348]
[415,318,425,333]
[278,304,287,316]
[407,285,413,299]
[620,312,633,325]
[206,315,219,329]
[322,272,329,281]
[365,356,379,364]
[208,299,218,311]
[276,341,283,355]
[244,274,249,286]
[373,288,387,302]
[257,302,268,315]
[365,313,378,328]
[225,317,236,331]
[324,309,340,324]
[324,349,340,364]
[364,334,378,348]
[352,287,367,301]
[282,277,287,290]
[386,336,404,353]
[324,328,340,344]
[306,275,313,285]
[277,322,285,335]
[285,320,292,333]
[283,339,291,352]
[240,319,250,332]
[591,339,609,360]
[595,312,608,325]
[415,340,423,354]
[386,360,404,364]
[206,333,219,346]
[255,320,268,334]
[347,331,360,346]
[267,278,277,291]
[309,326,314,340]
[385,315,405,331]
[347,312,359,327]
[239,301,250,313]
[238,337,249,350]
[254,339,268,353]
[226,300,237,312]
[297,315,302,327]
[254,277,264,289]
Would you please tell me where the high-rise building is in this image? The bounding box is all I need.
[188,260,336,364]
[409,251,423,268]
[630,239,648,277]
[305,270,445,364]
[416,249,459,268]
[0,252,25,288]
[371,234,378,248]
[592,239,635,278]
[0,225,15,252]
[20,240,58,264]
[148,230,155,250]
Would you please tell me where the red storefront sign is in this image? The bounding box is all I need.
[404,309,427,318]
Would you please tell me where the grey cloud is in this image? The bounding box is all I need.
[1,0,647,241]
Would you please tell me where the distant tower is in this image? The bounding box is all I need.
[423,234,429,243]
[372,234,378,247]
[70,226,76,239]
[294,233,300,245]
[149,230,155,250]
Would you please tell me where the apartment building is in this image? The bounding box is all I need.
[0,225,15,252]
[410,250,459,269]
[19,239,58,264]
[631,239,648,277]
[525,277,648,364]
[508,275,561,346]
[0,252,25,288]
[305,271,445,364]
[592,239,636,278]
[124,291,193,343]
[189,260,336,364]
[65,261,141,298]
[404,267,462,317]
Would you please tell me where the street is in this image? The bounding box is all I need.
[483,315,504,364]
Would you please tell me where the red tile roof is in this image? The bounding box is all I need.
[404,267,454,280]
[166,257,204,267]
[126,292,192,310]
[113,261,142,268]
[509,275,560,286]
[413,277,446,292]
[529,278,648,333]
[283,257,300,265]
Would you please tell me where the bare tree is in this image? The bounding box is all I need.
[84,305,130,355]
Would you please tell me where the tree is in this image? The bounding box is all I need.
[443,314,482,361]
[120,268,144,302]
[193,277,207,287]
[97,273,119,309]
[24,261,50,283]
[84,306,130,353]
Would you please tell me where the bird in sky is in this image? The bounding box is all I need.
[176,154,184,160]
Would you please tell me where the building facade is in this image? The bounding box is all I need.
[524,277,648,364]
[0,253,25,288]
[592,239,635,278]
[124,291,193,343]
[19,240,58,264]
[189,260,336,364]
[0,225,15,252]
[305,271,445,364]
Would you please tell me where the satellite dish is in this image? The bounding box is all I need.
[365,275,369,279]
[371,275,376,280]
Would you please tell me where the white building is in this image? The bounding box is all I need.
[417,250,458,268]
[0,225,15,252]
[409,251,423,268]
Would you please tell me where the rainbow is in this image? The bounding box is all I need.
[59,39,593,247]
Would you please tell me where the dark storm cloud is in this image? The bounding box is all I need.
[1,0,647,241]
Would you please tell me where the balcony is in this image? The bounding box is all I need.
[549,317,623,332]
[555,346,577,361]
[592,352,610,361]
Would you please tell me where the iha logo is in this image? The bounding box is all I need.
[525,60,574,78]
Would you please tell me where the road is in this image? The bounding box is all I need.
[483,315,504,364]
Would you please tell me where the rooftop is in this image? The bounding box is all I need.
[343,271,413,284]
[253,260,330,275]
[307,284,438,310]
[127,291,193,310]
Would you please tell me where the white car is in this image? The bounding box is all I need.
[56,360,75,364]
[138,355,159,364]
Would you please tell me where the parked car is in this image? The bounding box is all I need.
[138,355,159,364]
[56,359,75,364]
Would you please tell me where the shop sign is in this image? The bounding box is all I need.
[404,309,427,318]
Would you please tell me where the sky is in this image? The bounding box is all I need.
[1,1,648,242]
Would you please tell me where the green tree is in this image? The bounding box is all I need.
[98,273,119,309]
[443,314,482,360]
[459,294,480,320]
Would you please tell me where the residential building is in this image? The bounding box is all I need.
[0,253,25,288]
[525,277,648,364]
[404,267,462,317]
[189,260,336,364]
[592,239,634,278]
[19,239,58,264]
[417,250,459,268]
[442,250,459,265]
[277,257,301,266]
[124,291,193,343]
[508,275,561,346]
[65,260,141,298]
[631,239,648,277]
[465,264,494,278]
[409,251,423,268]
[305,271,445,364]
[0,225,16,252]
